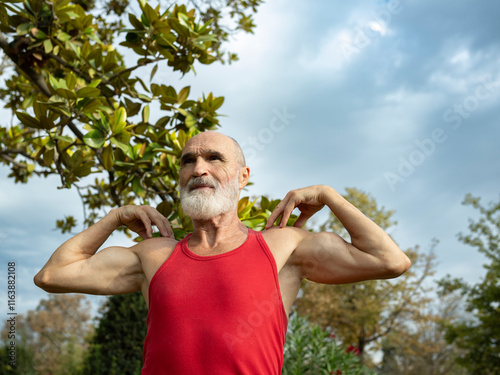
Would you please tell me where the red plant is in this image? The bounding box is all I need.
[346,345,361,356]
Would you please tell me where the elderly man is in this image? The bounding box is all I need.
[34,131,411,374]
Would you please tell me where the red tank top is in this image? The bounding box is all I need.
[142,229,288,374]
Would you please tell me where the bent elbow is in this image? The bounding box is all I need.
[387,254,412,278]
[34,270,48,290]
[34,270,59,293]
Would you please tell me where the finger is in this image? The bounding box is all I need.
[139,213,153,238]
[293,212,311,228]
[279,201,296,228]
[151,211,172,237]
[163,219,174,238]
[265,200,286,229]
[137,229,149,241]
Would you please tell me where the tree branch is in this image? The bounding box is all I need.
[0,32,87,143]
[46,53,92,83]
[104,57,164,84]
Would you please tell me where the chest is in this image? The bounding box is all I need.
[150,246,282,318]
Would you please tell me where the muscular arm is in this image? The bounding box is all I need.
[34,206,173,295]
[267,185,411,284]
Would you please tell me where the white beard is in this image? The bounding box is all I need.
[180,175,240,220]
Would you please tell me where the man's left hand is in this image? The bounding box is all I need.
[265,185,331,229]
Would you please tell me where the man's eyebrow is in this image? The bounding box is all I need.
[180,149,226,164]
[205,149,225,160]
[180,152,194,165]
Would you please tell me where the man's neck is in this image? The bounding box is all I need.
[189,211,248,253]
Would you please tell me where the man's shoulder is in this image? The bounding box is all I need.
[261,226,311,254]
[261,226,311,242]
[131,235,179,254]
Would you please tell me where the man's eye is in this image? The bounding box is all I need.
[209,155,221,161]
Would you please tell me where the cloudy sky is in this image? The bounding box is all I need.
[1,0,499,315]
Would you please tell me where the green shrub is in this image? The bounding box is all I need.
[283,313,376,375]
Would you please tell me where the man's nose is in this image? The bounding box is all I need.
[192,157,208,177]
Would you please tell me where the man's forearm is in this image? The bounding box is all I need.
[322,186,399,256]
[36,210,121,272]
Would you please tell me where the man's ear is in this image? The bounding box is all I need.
[239,166,250,189]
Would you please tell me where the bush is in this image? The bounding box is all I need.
[283,313,376,375]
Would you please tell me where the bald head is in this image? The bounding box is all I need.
[183,132,246,168]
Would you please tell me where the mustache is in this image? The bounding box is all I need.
[186,177,218,190]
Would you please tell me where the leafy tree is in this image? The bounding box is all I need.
[0,343,36,374]
[296,188,437,365]
[378,292,468,375]
[81,292,147,375]
[0,0,262,235]
[438,193,500,374]
[1,294,93,375]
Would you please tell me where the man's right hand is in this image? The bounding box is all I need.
[113,205,174,240]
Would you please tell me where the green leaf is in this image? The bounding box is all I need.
[66,72,77,90]
[185,115,196,128]
[16,23,32,35]
[156,200,173,218]
[16,112,43,129]
[83,129,105,148]
[212,96,224,110]
[43,39,53,53]
[48,73,61,90]
[155,116,170,128]
[81,98,101,114]
[71,150,84,167]
[34,29,47,40]
[137,93,151,102]
[102,144,114,171]
[56,30,72,42]
[124,98,142,117]
[177,86,190,104]
[142,3,159,24]
[73,162,93,177]
[131,177,146,197]
[55,88,77,100]
[128,13,145,30]
[99,111,111,132]
[88,79,102,88]
[178,13,191,28]
[142,105,150,123]
[113,107,127,133]
[55,135,74,143]
[193,35,218,44]
[150,64,158,81]
[110,137,131,156]
[77,87,101,98]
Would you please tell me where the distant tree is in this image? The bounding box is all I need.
[378,292,468,375]
[438,193,500,374]
[1,294,93,375]
[296,188,436,365]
